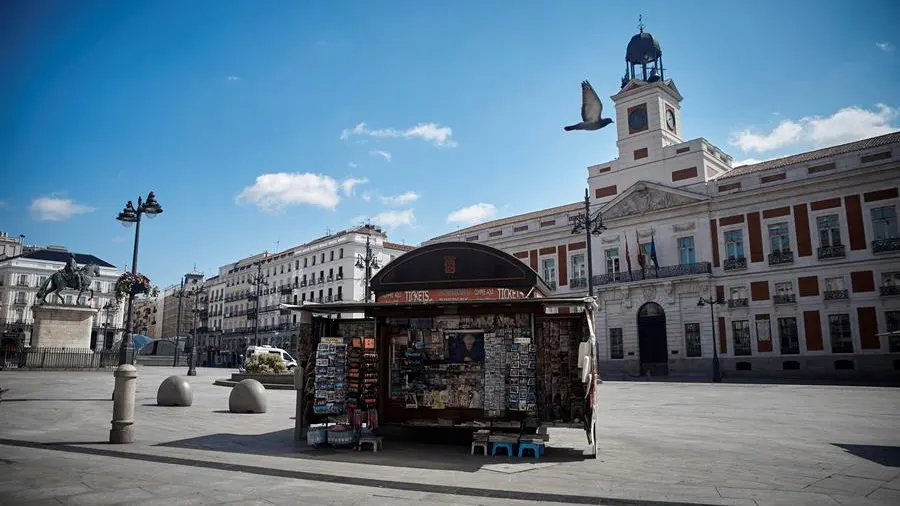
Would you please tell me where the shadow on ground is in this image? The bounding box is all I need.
[833,443,900,467]
[155,428,590,473]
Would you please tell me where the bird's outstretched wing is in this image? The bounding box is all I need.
[580,80,602,122]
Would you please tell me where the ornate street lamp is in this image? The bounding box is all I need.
[115,192,162,365]
[188,282,207,376]
[697,295,726,383]
[356,235,380,302]
[570,188,606,296]
[249,260,269,347]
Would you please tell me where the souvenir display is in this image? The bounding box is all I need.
[313,337,347,415]
[506,336,537,415]
[483,333,505,416]
[535,319,585,422]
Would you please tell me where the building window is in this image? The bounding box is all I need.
[337,266,344,279]
[768,222,791,252]
[609,328,624,359]
[15,291,26,304]
[330,251,334,261]
[304,258,308,268]
[604,248,620,274]
[337,286,343,301]
[684,323,701,357]
[639,242,654,268]
[755,315,772,350]
[311,256,315,266]
[327,288,333,300]
[339,248,344,259]
[541,258,557,285]
[17,274,27,286]
[774,281,796,304]
[828,314,853,353]
[824,276,848,300]
[871,205,898,240]
[886,311,900,352]
[570,253,586,282]
[14,308,24,323]
[678,237,695,265]
[732,320,752,355]
[778,317,799,354]
[817,214,842,247]
[724,230,745,259]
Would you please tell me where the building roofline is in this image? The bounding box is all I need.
[428,201,582,242]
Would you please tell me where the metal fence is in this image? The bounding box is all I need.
[1,347,120,370]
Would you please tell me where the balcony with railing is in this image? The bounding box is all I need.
[723,257,747,271]
[873,237,900,253]
[300,279,307,287]
[773,294,797,304]
[570,277,587,290]
[879,285,900,296]
[818,244,846,259]
[727,298,749,308]
[327,275,334,283]
[824,289,850,301]
[767,250,794,266]
[591,262,712,287]
[317,277,325,285]
[280,286,293,295]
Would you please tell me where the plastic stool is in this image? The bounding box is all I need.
[518,442,544,459]
[471,441,489,456]
[491,442,515,457]
[358,436,383,452]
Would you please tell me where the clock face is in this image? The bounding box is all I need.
[666,109,676,131]
[628,107,647,132]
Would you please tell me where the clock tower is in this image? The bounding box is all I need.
[611,23,684,170]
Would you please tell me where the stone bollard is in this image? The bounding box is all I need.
[228,379,267,414]
[157,375,193,407]
[109,364,138,444]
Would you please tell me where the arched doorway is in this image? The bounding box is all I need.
[637,302,668,376]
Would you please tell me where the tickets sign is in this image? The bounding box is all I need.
[376,287,527,303]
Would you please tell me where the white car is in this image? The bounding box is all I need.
[245,345,298,371]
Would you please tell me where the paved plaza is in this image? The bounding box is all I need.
[0,367,899,506]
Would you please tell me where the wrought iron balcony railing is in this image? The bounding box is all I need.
[728,298,749,308]
[300,280,307,287]
[872,237,900,253]
[879,285,900,296]
[591,262,712,287]
[280,286,292,294]
[569,277,587,289]
[723,257,747,271]
[773,294,796,304]
[768,250,794,266]
[818,244,846,259]
[823,289,849,301]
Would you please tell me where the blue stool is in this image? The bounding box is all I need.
[491,442,515,457]
[518,442,544,459]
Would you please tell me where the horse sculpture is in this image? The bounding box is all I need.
[35,263,100,305]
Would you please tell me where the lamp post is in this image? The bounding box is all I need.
[570,188,606,297]
[249,259,269,347]
[115,192,163,365]
[355,235,380,302]
[102,301,116,351]
[697,295,726,383]
[188,282,207,376]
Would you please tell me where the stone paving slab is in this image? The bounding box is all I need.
[2,367,900,506]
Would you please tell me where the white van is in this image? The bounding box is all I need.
[245,345,298,370]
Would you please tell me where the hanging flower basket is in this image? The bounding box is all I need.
[114,272,159,302]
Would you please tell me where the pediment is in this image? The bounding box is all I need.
[600,181,707,220]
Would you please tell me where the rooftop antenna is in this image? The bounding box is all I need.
[638,14,644,33]
[275,240,280,252]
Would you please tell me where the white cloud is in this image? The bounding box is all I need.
[361,191,374,202]
[380,191,420,206]
[348,162,358,168]
[353,209,416,229]
[341,122,458,148]
[733,158,763,167]
[369,150,392,162]
[876,42,895,52]
[340,177,368,196]
[29,196,95,221]
[729,104,899,153]
[236,172,364,213]
[226,76,240,81]
[447,203,497,226]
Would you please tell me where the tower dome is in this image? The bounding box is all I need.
[621,17,666,88]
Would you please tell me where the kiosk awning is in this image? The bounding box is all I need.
[280,296,594,314]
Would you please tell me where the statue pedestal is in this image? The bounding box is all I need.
[31,304,99,349]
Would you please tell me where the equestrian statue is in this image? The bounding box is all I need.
[35,253,100,305]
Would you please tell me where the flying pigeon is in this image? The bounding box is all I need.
[564,80,613,132]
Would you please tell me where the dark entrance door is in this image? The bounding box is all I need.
[637,302,668,376]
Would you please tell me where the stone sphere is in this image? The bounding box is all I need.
[228,379,267,414]
[157,375,193,407]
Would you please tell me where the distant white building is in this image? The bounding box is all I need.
[202,224,413,358]
[0,244,125,351]
[426,27,900,379]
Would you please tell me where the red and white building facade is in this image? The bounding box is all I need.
[426,32,900,379]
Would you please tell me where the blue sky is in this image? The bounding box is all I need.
[2,0,898,287]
